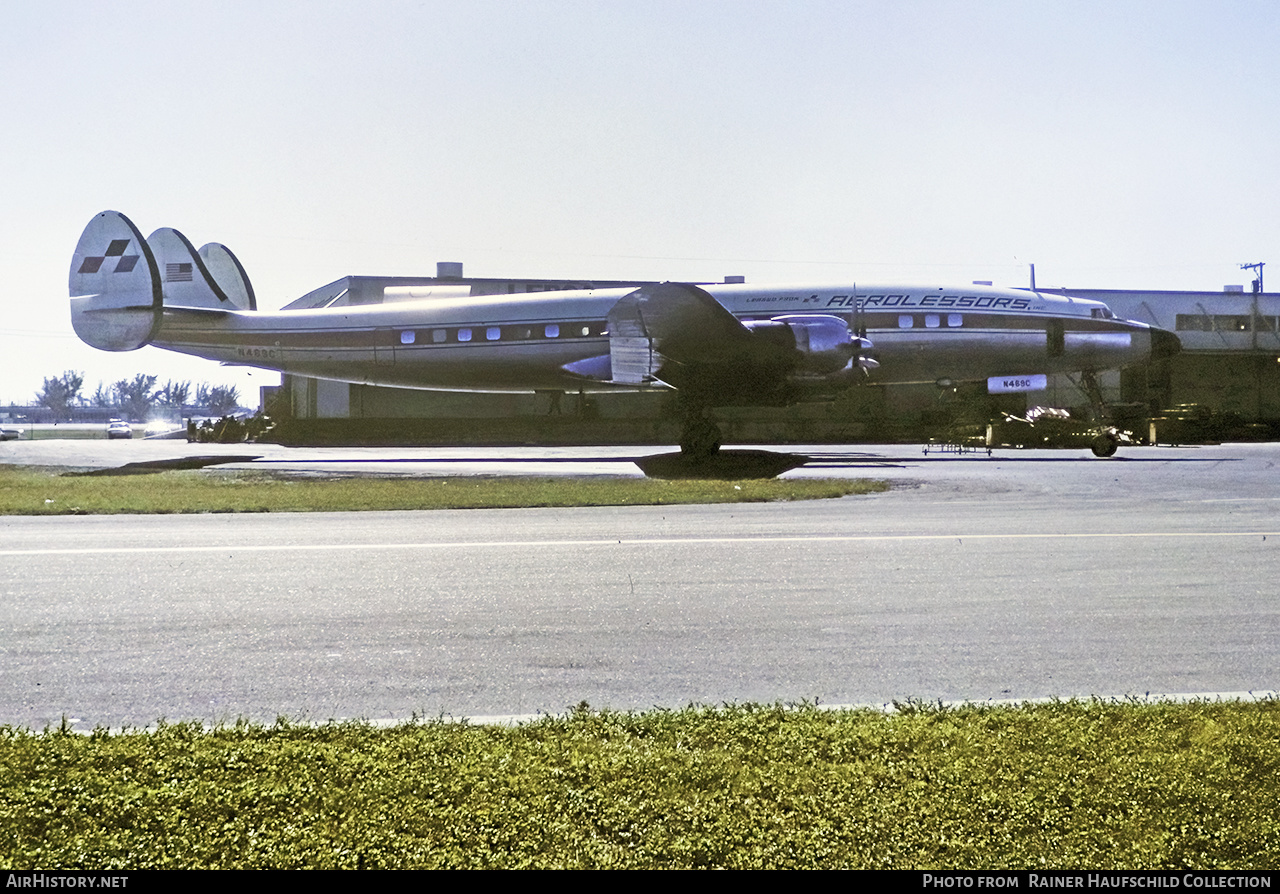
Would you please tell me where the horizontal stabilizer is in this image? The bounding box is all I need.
[69,211,162,351]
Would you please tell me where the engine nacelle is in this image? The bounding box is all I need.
[743,314,860,376]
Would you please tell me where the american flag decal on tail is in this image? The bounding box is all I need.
[166,262,193,282]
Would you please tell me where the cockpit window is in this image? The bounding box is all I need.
[1090,307,1115,319]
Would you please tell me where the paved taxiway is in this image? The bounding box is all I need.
[1,440,1277,728]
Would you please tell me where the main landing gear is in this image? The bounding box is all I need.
[677,395,722,460]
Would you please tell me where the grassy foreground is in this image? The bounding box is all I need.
[0,466,886,515]
[2,701,1277,869]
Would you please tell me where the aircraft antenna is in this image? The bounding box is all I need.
[1241,262,1265,294]
[1029,263,1037,291]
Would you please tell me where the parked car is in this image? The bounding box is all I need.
[106,420,133,439]
[0,427,20,441]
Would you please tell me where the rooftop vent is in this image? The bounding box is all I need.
[724,275,745,284]
[1224,284,1245,293]
[437,261,464,279]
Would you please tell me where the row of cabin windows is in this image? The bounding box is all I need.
[398,321,607,346]
[894,311,1113,329]
[1175,314,1278,333]
[898,313,965,329]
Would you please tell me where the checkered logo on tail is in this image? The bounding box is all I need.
[78,238,140,274]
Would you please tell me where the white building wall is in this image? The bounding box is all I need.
[315,378,350,418]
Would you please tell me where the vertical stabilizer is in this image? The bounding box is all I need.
[147,227,239,310]
[198,243,257,310]
[69,211,162,351]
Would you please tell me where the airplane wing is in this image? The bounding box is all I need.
[569,282,857,405]
[614,282,795,400]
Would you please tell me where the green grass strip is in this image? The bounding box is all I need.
[2,701,1276,869]
[0,466,885,515]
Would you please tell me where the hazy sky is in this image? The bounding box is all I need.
[3,1,1278,404]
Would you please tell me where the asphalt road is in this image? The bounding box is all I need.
[1,441,1278,728]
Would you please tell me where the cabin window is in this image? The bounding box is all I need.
[457,328,472,342]
[947,314,963,327]
[924,314,940,329]
[578,325,591,337]
[486,327,501,341]
[432,329,448,343]
[898,315,913,329]
[400,331,415,345]
[545,323,560,338]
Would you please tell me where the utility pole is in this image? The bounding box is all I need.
[1240,262,1265,353]
[1241,262,1264,294]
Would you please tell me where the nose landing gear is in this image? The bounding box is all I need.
[1090,431,1120,458]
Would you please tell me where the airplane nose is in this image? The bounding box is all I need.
[1149,327,1181,360]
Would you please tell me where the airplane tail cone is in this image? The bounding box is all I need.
[69,211,162,351]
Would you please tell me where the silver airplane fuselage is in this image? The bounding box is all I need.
[153,281,1173,392]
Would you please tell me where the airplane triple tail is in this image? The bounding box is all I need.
[70,210,254,352]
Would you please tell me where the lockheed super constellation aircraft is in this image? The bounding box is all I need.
[69,211,1178,456]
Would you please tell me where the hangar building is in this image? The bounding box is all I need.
[1050,287,1280,422]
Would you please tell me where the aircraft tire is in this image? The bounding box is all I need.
[680,416,722,460]
[1091,433,1119,458]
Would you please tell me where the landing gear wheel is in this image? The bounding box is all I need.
[1091,433,1119,458]
[680,416,722,460]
